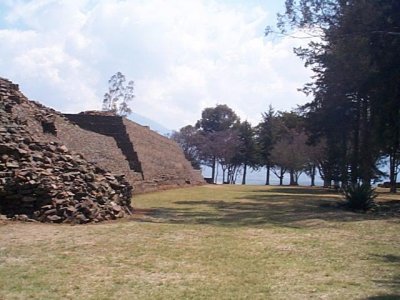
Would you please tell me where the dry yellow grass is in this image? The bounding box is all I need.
[0,185,399,299]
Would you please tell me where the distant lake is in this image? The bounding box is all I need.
[202,162,394,186]
[201,166,323,186]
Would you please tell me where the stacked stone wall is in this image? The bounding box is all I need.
[0,77,133,223]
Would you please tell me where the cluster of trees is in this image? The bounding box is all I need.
[171,104,322,186]
[174,1,399,192]
[267,0,400,192]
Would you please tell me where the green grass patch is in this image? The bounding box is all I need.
[1,185,399,299]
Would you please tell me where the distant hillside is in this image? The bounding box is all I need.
[127,112,172,136]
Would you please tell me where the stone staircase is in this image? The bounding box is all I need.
[122,119,205,186]
[64,114,144,179]
[64,113,204,193]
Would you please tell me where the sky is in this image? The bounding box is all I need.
[0,0,313,131]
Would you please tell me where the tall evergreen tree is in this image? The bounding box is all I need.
[236,121,258,185]
[256,106,284,185]
[271,0,400,189]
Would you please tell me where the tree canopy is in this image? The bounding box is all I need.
[102,72,134,116]
[269,0,400,191]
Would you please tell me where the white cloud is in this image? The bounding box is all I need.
[0,0,313,130]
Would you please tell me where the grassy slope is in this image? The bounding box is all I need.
[0,185,399,299]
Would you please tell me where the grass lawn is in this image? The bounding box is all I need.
[0,185,399,299]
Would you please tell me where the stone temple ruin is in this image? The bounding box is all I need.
[0,77,204,223]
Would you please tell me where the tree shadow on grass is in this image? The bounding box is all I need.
[252,186,339,195]
[131,187,399,228]
[366,296,400,300]
[366,254,400,300]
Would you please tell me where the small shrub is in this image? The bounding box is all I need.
[343,183,377,211]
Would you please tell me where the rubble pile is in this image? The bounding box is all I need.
[0,78,133,223]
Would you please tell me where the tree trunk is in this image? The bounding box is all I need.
[294,172,300,185]
[289,169,296,185]
[227,168,233,184]
[389,153,397,193]
[323,179,331,188]
[234,167,240,184]
[310,165,316,186]
[211,157,216,183]
[242,164,247,185]
[350,99,361,185]
[359,98,374,185]
[265,165,270,185]
[279,168,284,185]
[333,180,340,191]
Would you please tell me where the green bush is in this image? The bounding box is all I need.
[343,183,377,211]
